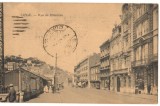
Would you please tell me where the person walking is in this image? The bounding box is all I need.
[49,85,52,93]
[44,85,49,93]
[147,84,151,95]
[7,84,17,102]
[52,84,56,93]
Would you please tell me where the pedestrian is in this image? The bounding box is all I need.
[147,84,151,94]
[52,85,56,93]
[6,84,17,102]
[0,85,3,93]
[44,85,48,93]
[49,86,52,93]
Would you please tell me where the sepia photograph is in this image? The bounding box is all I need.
[0,1,158,104]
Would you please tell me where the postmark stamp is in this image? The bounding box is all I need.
[43,24,78,57]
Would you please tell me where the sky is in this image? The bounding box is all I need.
[4,3,122,73]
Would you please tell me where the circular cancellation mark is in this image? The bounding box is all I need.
[43,24,78,58]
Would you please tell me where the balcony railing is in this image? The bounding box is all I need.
[134,11,148,25]
[100,73,109,78]
[133,30,152,46]
[110,68,128,75]
[101,53,109,59]
[132,58,148,67]
[100,65,110,71]
[123,29,129,37]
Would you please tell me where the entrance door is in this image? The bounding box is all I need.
[117,77,120,92]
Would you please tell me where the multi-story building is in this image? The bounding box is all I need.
[99,40,110,90]
[132,4,158,94]
[5,62,19,71]
[90,62,100,89]
[151,4,158,95]
[4,67,51,101]
[120,4,134,93]
[74,53,100,88]
[110,24,126,92]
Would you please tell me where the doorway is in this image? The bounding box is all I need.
[117,76,120,92]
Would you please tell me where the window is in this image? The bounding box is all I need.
[145,44,148,58]
[142,21,145,35]
[137,9,139,19]
[153,9,158,30]
[146,19,149,33]
[124,58,127,67]
[124,77,126,87]
[128,77,131,87]
[144,5,147,12]
[136,47,141,61]
[153,36,158,54]
[142,44,148,59]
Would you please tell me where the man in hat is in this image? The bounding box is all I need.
[7,84,17,102]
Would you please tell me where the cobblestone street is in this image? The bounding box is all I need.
[26,85,158,104]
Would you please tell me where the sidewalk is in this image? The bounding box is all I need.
[26,86,158,103]
[88,87,158,101]
[106,89,158,101]
[26,92,62,103]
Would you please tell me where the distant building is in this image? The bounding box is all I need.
[110,24,127,92]
[27,60,32,64]
[4,67,51,101]
[90,62,100,89]
[74,53,100,88]
[5,62,19,71]
[113,4,133,93]
[99,40,110,90]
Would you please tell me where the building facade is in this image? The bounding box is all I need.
[119,4,134,93]
[5,62,19,71]
[132,4,158,94]
[99,40,110,90]
[74,53,100,88]
[110,24,130,93]
[4,67,51,101]
[105,4,158,95]
[90,62,100,89]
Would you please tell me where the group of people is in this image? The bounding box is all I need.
[43,85,52,93]
[43,83,64,94]
[43,85,58,93]
[1,83,64,102]
[0,84,17,102]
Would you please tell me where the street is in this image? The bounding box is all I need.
[26,85,158,104]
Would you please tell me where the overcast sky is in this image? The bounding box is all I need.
[4,3,122,73]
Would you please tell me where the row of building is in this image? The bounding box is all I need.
[74,4,158,95]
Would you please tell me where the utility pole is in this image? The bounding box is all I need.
[55,53,57,74]
[53,53,57,92]
[0,3,4,86]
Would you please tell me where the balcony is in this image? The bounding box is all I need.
[100,73,110,78]
[100,53,109,59]
[133,32,152,47]
[110,68,128,75]
[90,78,100,82]
[100,65,110,71]
[132,58,148,67]
[134,11,148,26]
[123,29,129,37]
